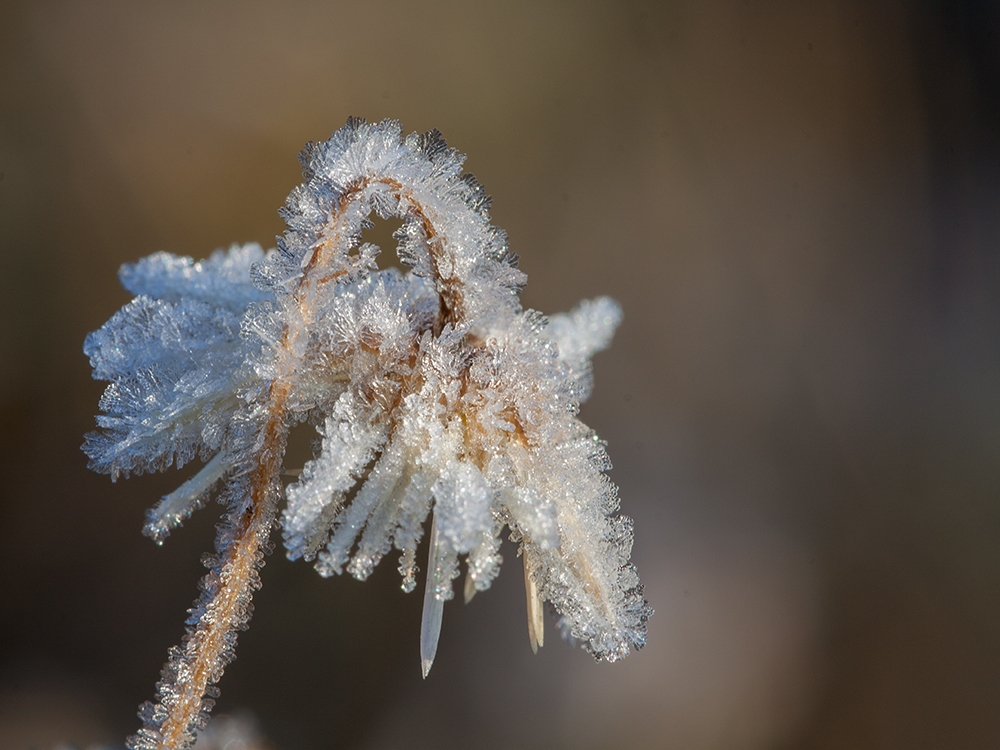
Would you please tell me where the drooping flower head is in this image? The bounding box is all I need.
[84,119,651,750]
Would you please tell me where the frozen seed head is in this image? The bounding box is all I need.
[84,118,651,748]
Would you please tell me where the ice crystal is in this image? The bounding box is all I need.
[84,118,651,750]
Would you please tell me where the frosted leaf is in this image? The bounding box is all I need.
[282,392,388,563]
[501,485,559,549]
[317,439,405,577]
[84,118,650,750]
[393,468,436,593]
[349,450,416,581]
[465,515,504,595]
[83,296,249,479]
[544,296,622,402]
[545,296,622,369]
[432,460,494,552]
[119,244,274,311]
[144,452,229,544]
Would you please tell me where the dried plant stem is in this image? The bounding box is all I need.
[312,177,466,326]
[146,343,301,747]
[156,500,274,747]
[146,174,399,746]
[91,120,650,749]
[151,407,287,749]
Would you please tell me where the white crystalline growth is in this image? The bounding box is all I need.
[83,244,272,484]
[85,118,650,750]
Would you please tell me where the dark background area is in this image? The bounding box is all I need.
[2,1,999,748]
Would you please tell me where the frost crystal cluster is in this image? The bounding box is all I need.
[84,119,651,750]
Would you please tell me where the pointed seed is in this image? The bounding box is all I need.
[523,547,544,653]
[420,513,444,678]
[463,569,477,604]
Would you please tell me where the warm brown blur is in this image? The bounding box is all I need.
[2,2,998,749]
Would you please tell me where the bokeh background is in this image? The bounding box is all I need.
[2,1,999,748]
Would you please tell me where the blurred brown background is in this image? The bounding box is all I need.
[2,1,999,748]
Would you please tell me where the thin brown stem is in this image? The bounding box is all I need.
[156,497,274,747]
[311,177,467,327]
[150,394,288,749]
[142,169,468,749]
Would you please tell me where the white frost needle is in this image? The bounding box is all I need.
[84,118,651,749]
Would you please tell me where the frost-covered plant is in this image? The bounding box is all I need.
[84,119,651,750]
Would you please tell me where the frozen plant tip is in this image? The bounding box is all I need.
[84,119,652,749]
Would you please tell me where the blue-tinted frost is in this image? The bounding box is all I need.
[84,119,651,750]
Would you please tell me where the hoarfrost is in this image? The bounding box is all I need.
[84,118,651,750]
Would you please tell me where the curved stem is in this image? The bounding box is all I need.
[138,158,479,749]
[310,177,468,328]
